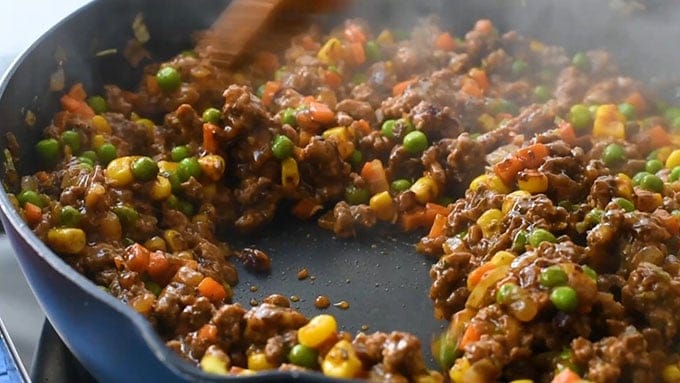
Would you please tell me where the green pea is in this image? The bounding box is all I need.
[671,116,680,132]
[436,332,459,370]
[178,199,194,217]
[585,208,604,224]
[640,174,663,193]
[602,143,626,166]
[511,60,527,77]
[496,283,520,304]
[381,119,396,139]
[645,159,663,174]
[528,228,557,247]
[167,171,182,192]
[550,286,578,312]
[572,52,590,71]
[78,156,94,167]
[438,196,455,206]
[569,104,592,131]
[96,143,117,165]
[455,230,468,239]
[345,184,370,205]
[489,98,518,115]
[351,73,367,85]
[391,179,412,193]
[202,107,221,124]
[632,171,652,186]
[533,85,551,103]
[274,67,287,81]
[59,205,81,227]
[156,67,181,93]
[364,40,381,61]
[170,145,191,162]
[288,344,319,369]
[539,265,568,287]
[80,150,98,163]
[647,149,660,161]
[112,205,139,227]
[79,162,94,171]
[17,190,45,208]
[670,166,680,182]
[281,107,297,127]
[403,130,428,154]
[131,156,159,182]
[613,197,635,212]
[86,95,108,114]
[512,230,527,252]
[145,280,162,296]
[271,134,295,160]
[398,118,415,135]
[582,265,597,281]
[664,107,680,122]
[180,50,197,58]
[166,194,180,209]
[618,102,636,121]
[36,138,60,165]
[61,130,81,153]
[349,150,363,168]
[177,157,202,181]
[256,84,266,98]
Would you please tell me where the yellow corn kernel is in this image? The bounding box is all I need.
[158,160,178,173]
[517,170,549,194]
[321,340,362,379]
[85,182,106,210]
[593,104,625,139]
[150,176,172,200]
[529,40,545,52]
[200,354,229,375]
[322,127,355,159]
[666,149,680,169]
[91,134,105,149]
[415,371,444,383]
[476,208,503,238]
[369,191,396,221]
[130,112,140,121]
[615,173,633,200]
[144,236,167,252]
[411,176,439,204]
[99,211,122,241]
[91,115,111,134]
[478,113,496,131]
[106,156,138,187]
[469,174,510,194]
[469,174,489,191]
[163,229,187,252]
[136,118,155,130]
[298,314,337,348]
[502,190,531,215]
[198,155,226,181]
[376,29,395,45]
[490,251,515,266]
[281,157,300,189]
[317,37,343,65]
[47,228,86,254]
[656,146,673,163]
[663,364,680,383]
[509,380,534,383]
[449,357,471,383]
[247,352,275,371]
[299,131,312,147]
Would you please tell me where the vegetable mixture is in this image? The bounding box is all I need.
[10,15,680,382]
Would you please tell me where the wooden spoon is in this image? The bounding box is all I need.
[197,0,349,69]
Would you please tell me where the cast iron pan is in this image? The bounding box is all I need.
[1,0,679,382]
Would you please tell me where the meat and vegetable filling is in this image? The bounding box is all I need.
[8,15,680,382]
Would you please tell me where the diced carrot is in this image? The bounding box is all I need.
[351,119,371,136]
[301,35,319,51]
[496,112,513,122]
[425,202,451,217]
[467,262,496,289]
[324,69,343,88]
[147,251,170,283]
[661,212,680,235]
[459,323,483,349]
[461,77,483,98]
[392,79,415,97]
[261,81,281,107]
[198,276,227,302]
[648,125,671,148]
[551,368,581,383]
[145,75,160,96]
[474,19,494,35]
[434,32,456,51]
[344,23,367,44]
[559,121,577,145]
[203,123,218,153]
[60,95,95,118]
[53,111,70,128]
[254,51,280,76]
[126,243,150,273]
[67,83,88,101]
[309,102,335,124]
[361,159,390,195]
[291,198,323,220]
[24,202,42,225]
[399,209,431,231]
[197,323,218,343]
[348,42,366,65]
[493,157,523,186]
[516,143,549,169]
[428,213,448,238]
[468,68,489,92]
[625,91,647,114]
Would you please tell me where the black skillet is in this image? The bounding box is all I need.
[0,0,679,381]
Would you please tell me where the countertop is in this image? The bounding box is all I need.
[0,0,92,371]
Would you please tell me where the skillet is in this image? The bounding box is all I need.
[0,0,679,381]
